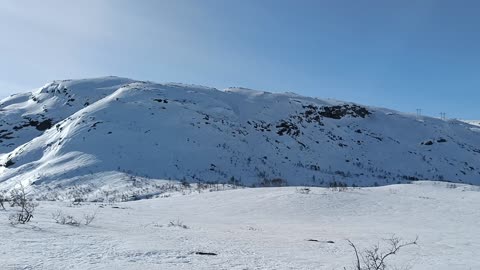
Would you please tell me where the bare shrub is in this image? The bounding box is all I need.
[0,190,6,210]
[446,183,457,189]
[83,212,96,225]
[168,218,189,229]
[9,183,38,224]
[72,197,84,206]
[259,178,288,187]
[51,210,65,224]
[52,209,96,226]
[296,187,311,194]
[329,181,348,192]
[346,236,418,270]
[51,210,80,226]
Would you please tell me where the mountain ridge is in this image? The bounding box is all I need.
[1,77,479,192]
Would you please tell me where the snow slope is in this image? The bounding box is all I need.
[0,182,478,269]
[466,120,480,125]
[463,120,480,127]
[463,120,480,134]
[0,77,133,153]
[0,77,479,191]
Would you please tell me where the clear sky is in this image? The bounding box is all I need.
[1,0,479,119]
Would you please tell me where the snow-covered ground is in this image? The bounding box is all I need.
[1,181,478,270]
[464,120,480,126]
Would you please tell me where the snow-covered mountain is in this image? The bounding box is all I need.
[464,120,480,127]
[0,77,479,191]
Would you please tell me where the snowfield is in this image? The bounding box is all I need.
[464,120,480,127]
[1,181,479,270]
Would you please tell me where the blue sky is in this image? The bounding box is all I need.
[1,0,479,119]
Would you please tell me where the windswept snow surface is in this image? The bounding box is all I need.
[0,182,479,269]
[463,120,480,132]
[0,77,479,191]
[464,120,480,127]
